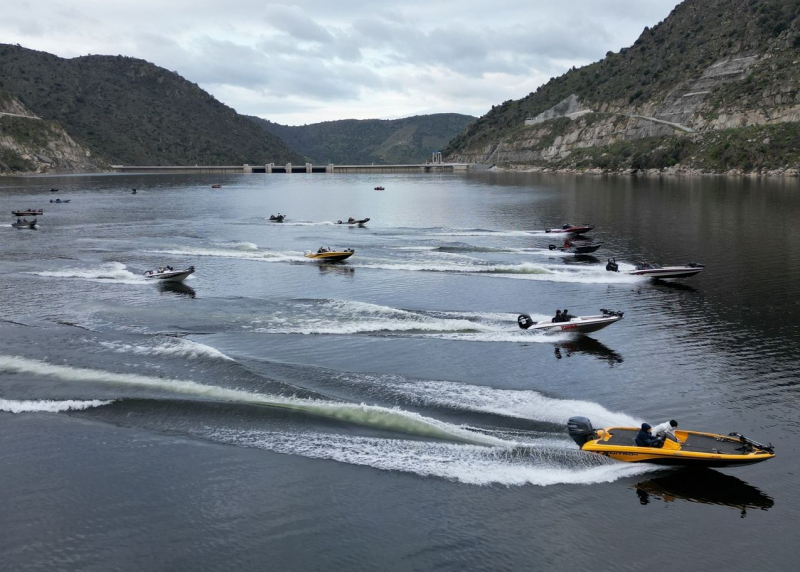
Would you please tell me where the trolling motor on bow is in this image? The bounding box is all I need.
[606,258,619,272]
[729,433,775,454]
[568,417,596,447]
[600,308,624,318]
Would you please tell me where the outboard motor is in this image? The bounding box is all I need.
[568,416,596,447]
[517,314,534,330]
[606,258,619,272]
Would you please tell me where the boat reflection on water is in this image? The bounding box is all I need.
[158,281,196,298]
[634,469,774,518]
[317,264,356,277]
[553,337,623,366]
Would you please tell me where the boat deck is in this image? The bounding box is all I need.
[598,429,748,455]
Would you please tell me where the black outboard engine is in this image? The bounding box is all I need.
[567,416,596,447]
[517,314,534,330]
[606,258,619,272]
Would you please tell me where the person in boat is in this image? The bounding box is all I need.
[635,423,665,448]
[16,218,21,224]
[652,420,682,443]
[562,223,570,229]
[561,309,573,321]
[348,217,355,223]
[552,310,563,323]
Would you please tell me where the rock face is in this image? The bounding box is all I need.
[445,0,800,171]
[0,91,103,174]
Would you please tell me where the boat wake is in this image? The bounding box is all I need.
[97,338,234,361]
[27,262,149,285]
[0,398,114,413]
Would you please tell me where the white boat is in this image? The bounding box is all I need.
[518,309,624,334]
[608,259,705,279]
[144,266,195,282]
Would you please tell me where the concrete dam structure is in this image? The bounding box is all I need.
[111,162,470,175]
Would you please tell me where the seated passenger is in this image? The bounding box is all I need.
[651,420,681,443]
[552,310,562,323]
[635,423,664,448]
[562,309,572,321]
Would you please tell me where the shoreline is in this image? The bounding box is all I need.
[490,164,800,178]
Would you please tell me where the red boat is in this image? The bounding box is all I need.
[545,223,594,235]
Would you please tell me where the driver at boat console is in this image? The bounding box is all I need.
[635,423,665,448]
[652,420,682,443]
[552,309,574,323]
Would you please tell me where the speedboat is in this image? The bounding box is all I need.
[374,186,385,191]
[337,218,370,226]
[49,199,70,203]
[545,223,594,235]
[12,219,38,229]
[12,210,43,216]
[568,417,775,468]
[49,188,58,192]
[268,214,286,222]
[144,266,195,282]
[131,189,138,194]
[304,248,355,261]
[211,184,222,189]
[549,241,602,254]
[610,261,705,279]
[518,309,623,334]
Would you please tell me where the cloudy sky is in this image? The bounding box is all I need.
[2,0,681,125]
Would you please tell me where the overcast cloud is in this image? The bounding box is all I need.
[1,0,681,124]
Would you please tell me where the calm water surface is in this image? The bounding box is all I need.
[1,172,798,571]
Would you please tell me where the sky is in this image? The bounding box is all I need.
[1,0,682,125]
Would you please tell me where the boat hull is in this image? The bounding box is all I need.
[145,268,195,282]
[12,211,42,216]
[305,251,354,261]
[518,313,622,334]
[545,225,594,235]
[580,427,774,468]
[631,266,704,279]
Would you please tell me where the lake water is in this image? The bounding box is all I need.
[1,172,798,571]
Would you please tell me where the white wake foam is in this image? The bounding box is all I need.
[27,262,148,284]
[0,399,114,413]
[98,338,234,361]
[208,429,656,486]
[0,356,501,446]
[145,247,306,263]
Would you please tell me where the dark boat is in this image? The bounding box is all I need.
[337,217,370,226]
[269,214,286,222]
[549,241,602,254]
[49,188,59,192]
[545,223,594,235]
[12,218,38,228]
[374,186,385,191]
[12,210,43,216]
[49,199,71,203]
[211,184,222,189]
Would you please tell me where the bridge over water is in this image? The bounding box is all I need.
[111,162,471,175]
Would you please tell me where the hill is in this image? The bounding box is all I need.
[444,0,800,173]
[251,114,475,165]
[0,44,304,168]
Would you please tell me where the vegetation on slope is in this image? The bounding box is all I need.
[251,114,474,165]
[0,44,304,166]
[444,0,800,160]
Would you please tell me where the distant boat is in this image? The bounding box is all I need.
[12,219,38,228]
[268,214,286,222]
[336,217,370,226]
[49,188,59,192]
[131,189,138,194]
[49,199,71,203]
[304,248,355,261]
[144,266,195,282]
[12,209,43,216]
[374,186,385,191]
[211,184,222,189]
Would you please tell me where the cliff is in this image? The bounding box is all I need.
[0,89,103,174]
[444,0,800,173]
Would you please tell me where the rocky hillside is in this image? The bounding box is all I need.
[0,44,304,167]
[1,89,103,174]
[251,114,475,165]
[445,0,800,173]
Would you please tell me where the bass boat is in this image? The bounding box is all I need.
[49,199,71,203]
[12,210,43,216]
[549,241,602,254]
[374,186,385,191]
[568,417,775,468]
[268,214,286,222]
[337,218,370,226]
[305,248,355,261]
[144,266,195,282]
[545,223,594,235]
[608,260,705,279]
[518,309,623,334]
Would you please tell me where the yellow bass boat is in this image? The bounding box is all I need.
[568,417,775,468]
[304,248,354,262]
